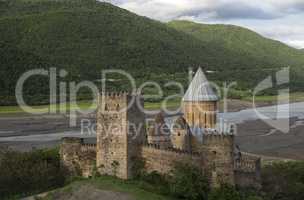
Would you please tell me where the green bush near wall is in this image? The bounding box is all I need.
[0,148,66,199]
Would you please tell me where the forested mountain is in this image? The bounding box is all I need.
[0,0,303,105]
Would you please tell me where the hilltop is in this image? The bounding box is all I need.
[168,20,304,89]
[0,0,304,105]
[168,20,304,68]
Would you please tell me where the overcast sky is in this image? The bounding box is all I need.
[104,0,304,49]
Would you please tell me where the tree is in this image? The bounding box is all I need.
[170,162,209,200]
[208,184,242,200]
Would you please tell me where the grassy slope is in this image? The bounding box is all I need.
[41,176,173,200]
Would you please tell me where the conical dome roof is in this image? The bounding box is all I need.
[183,68,218,102]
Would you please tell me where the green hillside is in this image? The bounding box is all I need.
[168,20,304,67]
[0,42,51,105]
[0,0,303,105]
[168,20,304,89]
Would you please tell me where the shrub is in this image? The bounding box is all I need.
[208,184,241,200]
[0,148,66,199]
[141,171,171,196]
[262,161,304,200]
[237,187,265,200]
[169,162,209,200]
[246,196,264,200]
[131,157,146,180]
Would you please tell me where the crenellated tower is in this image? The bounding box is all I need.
[202,133,235,187]
[96,92,146,179]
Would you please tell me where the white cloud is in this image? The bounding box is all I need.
[110,0,304,21]
[284,40,304,49]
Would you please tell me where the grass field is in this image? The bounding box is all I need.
[0,101,97,114]
[0,92,303,115]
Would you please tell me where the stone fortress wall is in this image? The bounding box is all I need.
[60,69,261,189]
[60,137,96,178]
[60,92,261,189]
[234,152,262,189]
[60,135,260,188]
[141,143,203,174]
[95,92,146,179]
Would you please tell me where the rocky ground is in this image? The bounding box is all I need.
[22,177,170,200]
[51,188,133,200]
[23,184,134,200]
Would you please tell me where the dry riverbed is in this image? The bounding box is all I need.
[1,99,303,160]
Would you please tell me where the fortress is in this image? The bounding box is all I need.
[60,68,261,188]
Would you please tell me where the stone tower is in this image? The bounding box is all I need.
[96,92,146,179]
[147,112,172,149]
[182,68,235,187]
[171,116,192,152]
[182,68,218,129]
[202,133,235,187]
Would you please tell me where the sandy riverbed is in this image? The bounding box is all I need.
[1,101,303,160]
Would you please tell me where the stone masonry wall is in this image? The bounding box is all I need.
[96,93,128,179]
[202,134,235,187]
[234,153,262,189]
[96,93,146,180]
[60,137,96,178]
[141,144,203,175]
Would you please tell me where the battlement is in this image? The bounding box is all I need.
[80,143,97,152]
[60,137,97,152]
[100,91,133,98]
[100,91,144,99]
[142,143,201,157]
[204,128,233,135]
[99,91,144,113]
[235,153,261,173]
[234,152,261,189]
[60,137,96,178]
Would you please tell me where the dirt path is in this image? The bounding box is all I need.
[23,184,135,200]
